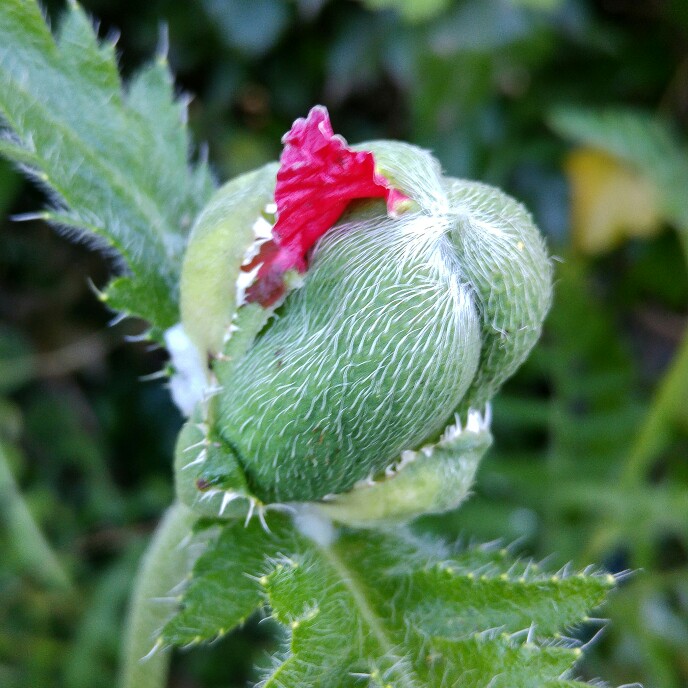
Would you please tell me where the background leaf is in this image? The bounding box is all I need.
[360,0,451,23]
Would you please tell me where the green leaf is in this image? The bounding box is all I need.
[102,276,179,333]
[162,516,296,646]
[163,515,614,686]
[361,0,451,22]
[0,439,72,589]
[0,324,34,394]
[0,0,215,329]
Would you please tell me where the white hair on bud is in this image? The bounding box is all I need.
[217,206,483,501]
[443,179,553,407]
[213,144,551,503]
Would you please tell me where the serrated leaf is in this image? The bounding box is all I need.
[103,276,178,333]
[163,515,614,687]
[163,517,298,646]
[408,560,613,639]
[0,0,215,329]
[422,637,580,688]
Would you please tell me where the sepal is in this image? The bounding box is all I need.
[174,410,257,522]
[314,409,492,527]
[180,163,278,358]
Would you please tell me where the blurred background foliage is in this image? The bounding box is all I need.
[1,0,687,686]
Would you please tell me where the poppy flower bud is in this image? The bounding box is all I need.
[174,110,552,524]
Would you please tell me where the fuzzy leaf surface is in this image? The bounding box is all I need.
[0,0,215,329]
[163,515,614,687]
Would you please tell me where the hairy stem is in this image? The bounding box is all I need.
[119,501,197,688]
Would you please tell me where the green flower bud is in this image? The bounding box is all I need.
[175,141,552,524]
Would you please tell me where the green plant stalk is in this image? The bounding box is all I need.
[620,322,688,490]
[119,501,197,688]
[579,323,688,564]
[677,228,688,272]
[0,440,72,591]
[65,541,144,688]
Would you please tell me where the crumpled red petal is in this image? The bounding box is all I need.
[243,105,408,306]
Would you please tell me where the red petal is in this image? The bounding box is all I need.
[245,106,408,306]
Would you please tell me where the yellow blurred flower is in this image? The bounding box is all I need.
[565,147,662,254]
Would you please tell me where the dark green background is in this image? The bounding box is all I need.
[1,1,686,686]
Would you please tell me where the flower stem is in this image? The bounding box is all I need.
[119,501,197,688]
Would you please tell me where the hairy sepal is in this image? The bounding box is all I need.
[444,178,553,410]
[174,408,256,522]
[175,139,551,515]
[314,410,492,527]
[180,163,278,357]
[214,206,483,503]
[363,140,553,410]
[211,146,551,504]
